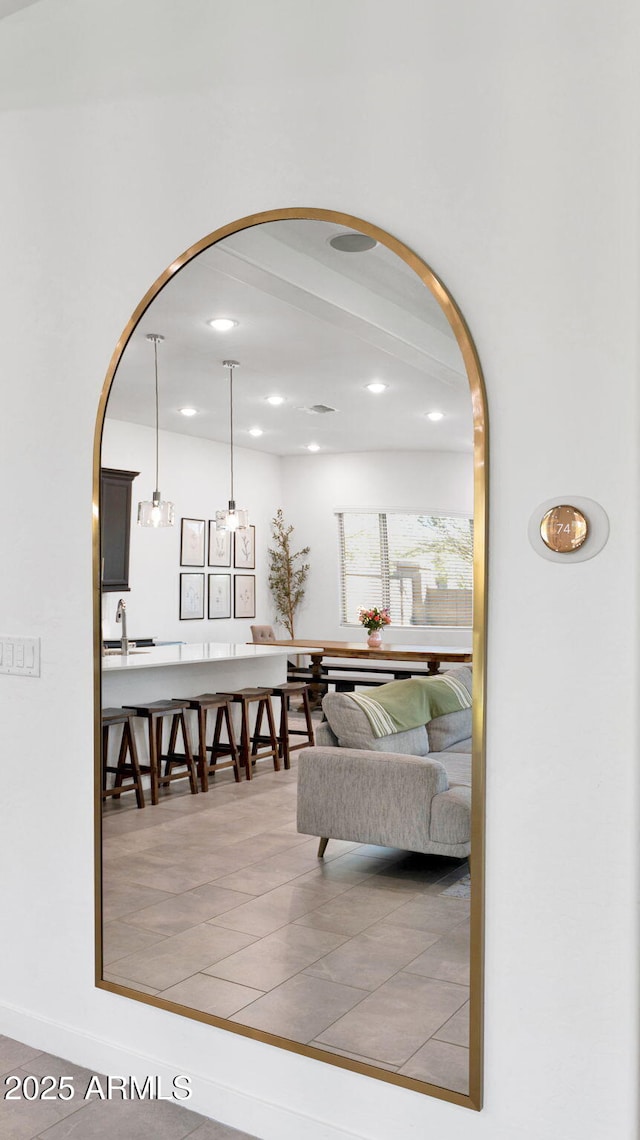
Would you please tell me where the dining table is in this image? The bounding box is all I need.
[264,638,473,708]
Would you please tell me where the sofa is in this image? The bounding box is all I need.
[296,666,473,859]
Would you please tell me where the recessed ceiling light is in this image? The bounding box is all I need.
[306,443,320,452]
[329,232,377,253]
[427,411,444,422]
[366,382,388,394]
[207,318,238,332]
[266,395,285,406]
[179,407,198,417]
[249,427,263,437]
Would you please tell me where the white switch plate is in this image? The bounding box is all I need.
[0,636,40,677]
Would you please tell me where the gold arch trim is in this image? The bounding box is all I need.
[93,207,488,1111]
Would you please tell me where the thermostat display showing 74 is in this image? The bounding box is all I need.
[539,505,588,553]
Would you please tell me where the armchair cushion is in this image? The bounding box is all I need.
[430,785,471,846]
[437,751,472,788]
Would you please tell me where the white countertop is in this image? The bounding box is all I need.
[102,642,292,672]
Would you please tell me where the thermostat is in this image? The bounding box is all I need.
[528,496,609,563]
[540,505,588,553]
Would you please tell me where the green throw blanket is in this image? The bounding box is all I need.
[349,673,471,738]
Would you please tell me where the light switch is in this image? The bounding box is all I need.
[0,636,40,677]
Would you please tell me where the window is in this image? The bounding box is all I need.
[338,511,473,628]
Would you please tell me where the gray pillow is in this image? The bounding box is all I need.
[323,665,473,755]
[425,666,473,752]
[322,691,430,755]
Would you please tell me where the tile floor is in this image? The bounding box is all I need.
[0,1034,257,1139]
[101,738,470,1095]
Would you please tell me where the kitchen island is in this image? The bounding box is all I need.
[102,641,292,707]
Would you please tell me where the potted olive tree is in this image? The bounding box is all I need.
[268,509,310,637]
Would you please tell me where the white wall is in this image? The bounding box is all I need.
[284,450,473,645]
[101,418,282,642]
[0,3,638,1140]
[102,420,473,646]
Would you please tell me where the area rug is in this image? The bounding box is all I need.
[440,873,471,898]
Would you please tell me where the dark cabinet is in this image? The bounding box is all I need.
[100,468,139,592]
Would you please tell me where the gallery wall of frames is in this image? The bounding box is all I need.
[178,518,256,620]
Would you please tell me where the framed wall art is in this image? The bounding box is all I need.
[234,525,255,570]
[208,573,231,619]
[208,522,231,567]
[234,574,255,619]
[180,518,205,566]
[179,573,205,620]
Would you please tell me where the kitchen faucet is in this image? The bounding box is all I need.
[115,598,129,655]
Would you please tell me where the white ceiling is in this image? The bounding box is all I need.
[106,219,473,456]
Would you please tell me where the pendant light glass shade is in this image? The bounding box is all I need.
[138,493,175,528]
[215,360,249,532]
[137,333,175,528]
[215,504,249,532]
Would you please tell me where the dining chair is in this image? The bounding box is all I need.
[250,624,276,643]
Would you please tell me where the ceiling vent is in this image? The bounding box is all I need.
[298,404,337,415]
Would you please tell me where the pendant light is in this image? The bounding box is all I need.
[215,359,249,532]
[137,333,175,527]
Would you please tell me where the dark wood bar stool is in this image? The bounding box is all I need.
[181,693,242,791]
[123,699,198,805]
[269,681,315,769]
[101,707,145,808]
[217,687,280,780]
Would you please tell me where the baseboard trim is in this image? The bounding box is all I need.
[0,1000,365,1140]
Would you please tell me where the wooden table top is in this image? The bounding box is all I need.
[265,639,472,662]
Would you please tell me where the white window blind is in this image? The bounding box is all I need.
[338,511,473,628]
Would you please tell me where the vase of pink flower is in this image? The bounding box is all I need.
[358,606,391,648]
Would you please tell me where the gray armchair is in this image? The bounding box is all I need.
[296,667,473,859]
